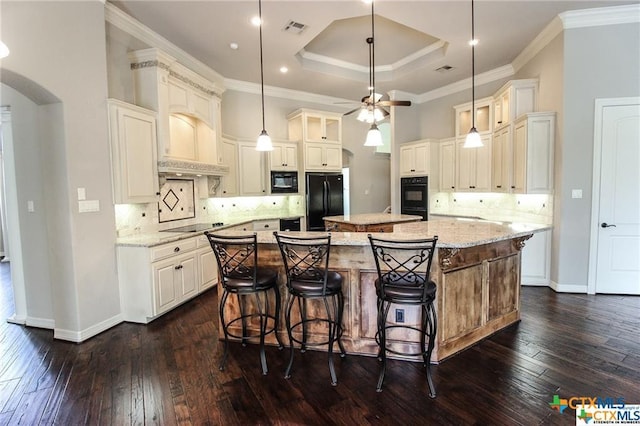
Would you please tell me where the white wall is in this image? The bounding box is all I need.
[1,1,121,340]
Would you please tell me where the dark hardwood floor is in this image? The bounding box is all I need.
[1,261,639,425]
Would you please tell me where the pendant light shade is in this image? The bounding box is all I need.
[463,0,483,149]
[255,0,273,151]
[364,123,383,147]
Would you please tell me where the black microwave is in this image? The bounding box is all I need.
[271,171,298,193]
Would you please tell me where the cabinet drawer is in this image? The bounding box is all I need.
[151,238,197,262]
[253,219,280,231]
[195,234,211,248]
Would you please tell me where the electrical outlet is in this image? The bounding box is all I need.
[395,309,405,323]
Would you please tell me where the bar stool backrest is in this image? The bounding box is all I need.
[205,232,258,286]
[367,235,438,301]
[273,232,332,294]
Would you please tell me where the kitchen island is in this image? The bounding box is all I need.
[323,212,423,232]
[215,218,550,362]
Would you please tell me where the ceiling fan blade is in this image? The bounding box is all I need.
[343,107,363,116]
[381,107,390,117]
[378,100,412,107]
[334,101,362,105]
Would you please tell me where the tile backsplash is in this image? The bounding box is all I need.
[115,193,305,237]
[429,192,552,224]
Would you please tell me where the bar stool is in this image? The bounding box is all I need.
[205,232,283,375]
[273,232,346,386]
[367,234,438,397]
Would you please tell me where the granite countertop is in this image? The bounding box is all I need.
[117,218,550,249]
[322,213,423,225]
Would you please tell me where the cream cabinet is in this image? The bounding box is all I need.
[454,96,493,137]
[492,79,538,128]
[117,235,217,323]
[252,219,280,232]
[456,135,492,192]
[107,99,159,204]
[521,229,551,286]
[439,138,457,192]
[304,142,342,171]
[129,48,228,174]
[219,138,238,197]
[195,234,218,291]
[400,140,430,177]
[238,141,268,195]
[491,125,512,192]
[288,109,342,144]
[270,142,299,171]
[512,112,555,194]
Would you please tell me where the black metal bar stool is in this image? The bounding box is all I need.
[273,232,346,386]
[205,232,284,375]
[367,234,438,397]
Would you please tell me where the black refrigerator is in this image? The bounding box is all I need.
[306,173,344,231]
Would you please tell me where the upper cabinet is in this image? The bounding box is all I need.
[512,112,556,194]
[288,109,342,144]
[128,48,228,176]
[399,139,439,179]
[288,109,343,172]
[454,96,493,137]
[439,137,457,192]
[493,79,538,129]
[238,140,268,196]
[107,99,159,204]
[270,141,299,171]
[456,135,492,192]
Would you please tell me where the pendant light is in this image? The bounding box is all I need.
[464,0,483,148]
[363,0,383,147]
[255,0,273,151]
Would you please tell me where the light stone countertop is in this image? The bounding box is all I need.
[322,213,423,225]
[117,218,550,249]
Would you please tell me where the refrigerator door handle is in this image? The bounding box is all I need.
[323,180,328,215]
[326,180,331,213]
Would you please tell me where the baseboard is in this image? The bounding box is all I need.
[26,316,55,329]
[54,313,124,343]
[521,281,548,287]
[549,280,588,293]
[6,314,26,325]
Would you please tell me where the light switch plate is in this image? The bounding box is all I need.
[79,200,100,213]
[571,189,583,199]
[77,187,86,201]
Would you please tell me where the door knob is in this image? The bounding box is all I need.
[601,222,617,228]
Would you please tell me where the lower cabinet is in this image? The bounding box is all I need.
[117,235,218,323]
[521,229,551,285]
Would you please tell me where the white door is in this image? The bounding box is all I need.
[591,99,640,294]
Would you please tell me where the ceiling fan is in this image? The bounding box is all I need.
[342,3,411,123]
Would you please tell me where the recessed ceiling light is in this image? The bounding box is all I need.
[280,66,288,73]
[469,39,479,46]
[251,16,261,27]
[230,42,239,50]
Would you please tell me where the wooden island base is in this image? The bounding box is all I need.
[217,227,533,363]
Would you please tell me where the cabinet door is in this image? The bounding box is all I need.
[414,144,429,174]
[439,140,456,192]
[270,143,298,171]
[512,119,527,193]
[456,139,475,191]
[305,143,324,169]
[197,247,217,291]
[304,114,325,142]
[178,255,198,299]
[219,139,238,196]
[324,145,342,170]
[400,146,415,176]
[108,100,159,204]
[323,116,341,143]
[238,142,266,195]
[474,136,492,192]
[521,230,551,285]
[492,126,511,192]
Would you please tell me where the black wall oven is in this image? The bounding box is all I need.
[270,171,298,194]
[401,176,428,220]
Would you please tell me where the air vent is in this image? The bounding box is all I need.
[435,65,454,73]
[283,20,307,34]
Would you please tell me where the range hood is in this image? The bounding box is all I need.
[157,159,229,176]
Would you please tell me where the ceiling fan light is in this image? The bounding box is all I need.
[364,123,383,146]
[357,107,370,122]
[373,107,385,122]
[256,129,273,151]
[464,127,483,148]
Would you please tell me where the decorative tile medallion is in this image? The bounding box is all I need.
[158,179,195,223]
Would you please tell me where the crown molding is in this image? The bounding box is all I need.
[559,4,640,29]
[224,78,354,108]
[416,64,514,104]
[104,3,224,86]
[512,16,563,73]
